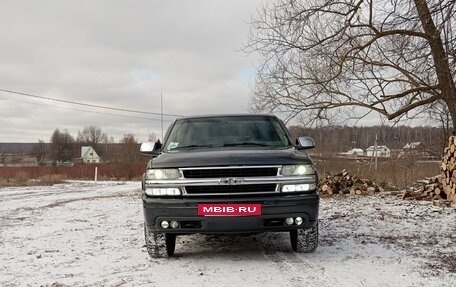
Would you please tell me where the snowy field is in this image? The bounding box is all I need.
[1,181,455,287]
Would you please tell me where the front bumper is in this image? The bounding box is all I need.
[143,193,319,234]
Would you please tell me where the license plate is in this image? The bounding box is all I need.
[197,203,262,216]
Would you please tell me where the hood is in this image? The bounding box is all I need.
[148,148,312,168]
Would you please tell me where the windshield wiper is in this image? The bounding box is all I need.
[171,144,213,150]
[223,142,270,147]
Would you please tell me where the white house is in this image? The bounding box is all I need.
[346,148,364,156]
[366,145,391,158]
[81,146,101,163]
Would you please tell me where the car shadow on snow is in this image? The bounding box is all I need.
[167,232,302,259]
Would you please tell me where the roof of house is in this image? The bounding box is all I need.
[402,142,424,149]
[366,145,390,151]
[81,146,99,158]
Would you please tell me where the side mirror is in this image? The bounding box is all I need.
[296,136,315,150]
[140,140,162,156]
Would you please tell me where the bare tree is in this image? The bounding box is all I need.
[103,136,116,162]
[119,134,141,180]
[77,126,107,146]
[427,100,452,149]
[50,129,75,162]
[32,139,47,165]
[247,0,456,126]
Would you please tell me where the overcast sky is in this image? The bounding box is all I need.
[0,0,266,142]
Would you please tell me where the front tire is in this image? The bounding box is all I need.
[144,226,176,258]
[290,222,318,253]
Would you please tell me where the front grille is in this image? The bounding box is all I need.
[183,167,278,178]
[185,184,277,194]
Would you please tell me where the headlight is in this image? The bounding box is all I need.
[145,169,181,180]
[281,165,314,176]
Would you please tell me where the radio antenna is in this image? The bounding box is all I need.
[161,92,163,141]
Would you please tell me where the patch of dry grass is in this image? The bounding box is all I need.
[0,174,67,187]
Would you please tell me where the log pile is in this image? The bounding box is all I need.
[402,136,456,204]
[440,136,456,202]
[320,136,456,206]
[401,176,443,201]
[319,169,383,196]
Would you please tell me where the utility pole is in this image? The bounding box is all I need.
[374,132,378,172]
[369,132,378,172]
[161,92,163,141]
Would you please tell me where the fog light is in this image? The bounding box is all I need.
[285,217,294,225]
[295,217,303,225]
[170,221,179,229]
[161,221,169,229]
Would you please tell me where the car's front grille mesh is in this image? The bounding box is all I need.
[183,167,278,178]
[185,184,277,195]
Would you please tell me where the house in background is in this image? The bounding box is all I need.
[366,145,391,158]
[398,142,425,158]
[81,146,101,163]
[398,142,439,160]
[402,142,426,151]
[346,148,364,156]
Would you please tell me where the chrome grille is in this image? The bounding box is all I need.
[182,167,278,178]
[185,184,277,195]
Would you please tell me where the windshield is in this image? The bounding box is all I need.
[164,116,291,151]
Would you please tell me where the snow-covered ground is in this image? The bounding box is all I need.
[0,181,455,287]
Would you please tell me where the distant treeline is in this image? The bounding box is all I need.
[2,125,448,159]
[0,142,126,155]
[288,125,448,154]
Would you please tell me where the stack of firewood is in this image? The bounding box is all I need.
[440,137,456,202]
[401,176,443,200]
[402,136,456,203]
[319,169,383,196]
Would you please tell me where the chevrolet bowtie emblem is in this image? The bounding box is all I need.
[218,178,245,185]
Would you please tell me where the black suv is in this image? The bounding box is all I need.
[140,114,319,258]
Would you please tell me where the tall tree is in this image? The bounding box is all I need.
[32,139,47,165]
[247,0,456,126]
[77,126,107,145]
[50,129,75,162]
[119,134,141,180]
